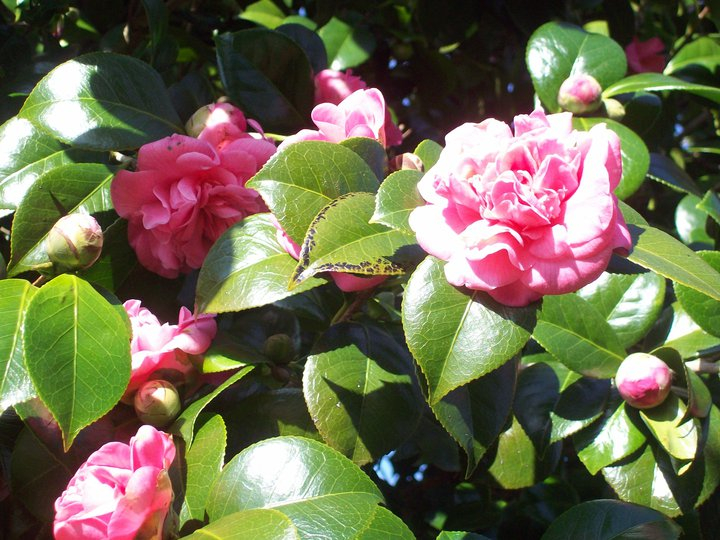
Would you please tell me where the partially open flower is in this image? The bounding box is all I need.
[615,353,672,409]
[46,213,103,271]
[557,74,603,114]
[134,380,182,428]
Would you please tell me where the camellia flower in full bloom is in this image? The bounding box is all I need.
[409,109,632,307]
[280,88,399,149]
[615,353,673,409]
[111,109,277,278]
[123,299,217,397]
[53,425,176,540]
[625,36,665,74]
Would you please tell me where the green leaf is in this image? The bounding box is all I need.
[276,23,328,74]
[541,499,682,540]
[0,117,93,210]
[171,367,253,445]
[665,36,720,75]
[303,323,423,465]
[318,16,375,70]
[647,153,702,196]
[548,371,610,443]
[0,279,37,411]
[22,275,130,449]
[604,73,720,104]
[180,414,227,527]
[697,190,720,227]
[371,169,424,232]
[414,139,443,170]
[573,117,649,200]
[356,506,415,539]
[576,272,666,348]
[77,218,137,292]
[195,214,325,314]
[663,302,720,358]
[526,22,627,112]
[640,393,698,464]
[205,436,383,520]
[622,212,720,302]
[340,137,386,182]
[184,509,299,540]
[247,140,379,245]
[240,0,286,29]
[431,359,517,476]
[215,29,314,134]
[675,194,714,246]
[575,402,647,475]
[291,192,415,286]
[18,52,182,150]
[675,251,720,337]
[403,256,536,404]
[7,163,115,276]
[533,294,626,378]
[437,533,491,540]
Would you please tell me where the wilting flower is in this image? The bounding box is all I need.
[124,299,216,396]
[409,109,631,306]
[616,353,673,409]
[111,132,276,278]
[625,36,665,74]
[53,425,176,540]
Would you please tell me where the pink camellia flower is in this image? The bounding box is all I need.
[54,425,176,540]
[111,133,276,278]
[409,109,632,307]
[124,299,217,396]
[314,69,367,105]
[615,353,673,409]
[625,36,665,74]
[281,88,399,149]
[271,216,387,292]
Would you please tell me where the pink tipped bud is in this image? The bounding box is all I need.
[134,380,182,428]
[46,213,103,271]
[557,74,603,114]
[615,353,672,409]
[184,102,247,138]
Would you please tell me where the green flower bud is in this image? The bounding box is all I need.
[262,333,295,364]
[46,213,103,271]
[134,380,182,428]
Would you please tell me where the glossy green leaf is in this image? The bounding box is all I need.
[665,36,720,75]
[675,194,714,246]
[215,29,314,134]
[533,294,625,378]
[0,279,37,411]
[647,153,702,196]
[437,533,491,540]
[18,52,181,150]
[7,163,115,276]
[206,436,383,520]
[573,117,649,200]
[240,0,285,29]
[355,506,415,539]
[77,218,137,292]
[340,137,386,182]
[180,414,227,527]
[403,256,536,404]
[171,367,253,445]
[541,499,682,540]
[318,16,375,70]
[371,169,424,232]
[662,302,720,358]
[185,509,299,540]
[675,251,720,337]
[276,23,328,74]
[291,192,415,286]
[622,207,720,302]
[577,272,666,348]
[604,73,720,104]
[304,323,423,465]
[549,373,610,443]
[575,402,646,475]
[0,117,94,210]
[195,214,325,314]
[432,359,517,476]
[247,141,379,245]
[414,139,443,170]
[640,393,698,463]
[686,369,712,419]
[526,22,626,112]
[697,190,720,226]
[23,275,130,449]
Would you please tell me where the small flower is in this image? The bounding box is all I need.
[615,353,673,409]
[625,37,665,74]
[46,213,103,271]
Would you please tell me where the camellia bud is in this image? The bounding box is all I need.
[134,380,182,428]
[46,213,103,271]
[184,101,245,138]
[557,73,603,114]
[262,333,295,364]
[615,353,673,409]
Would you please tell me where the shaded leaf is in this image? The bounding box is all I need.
[675,251,720,337]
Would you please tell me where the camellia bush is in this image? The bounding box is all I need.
[3,0,720,538]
